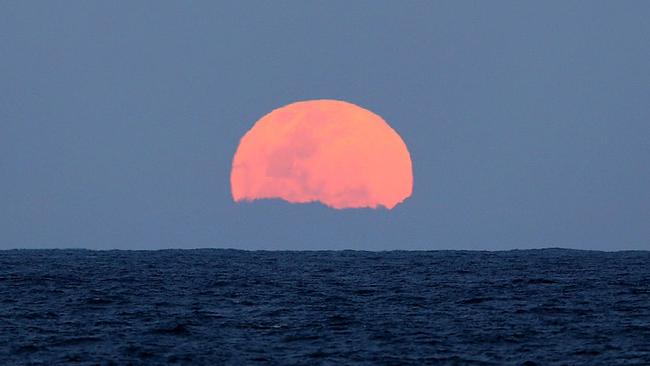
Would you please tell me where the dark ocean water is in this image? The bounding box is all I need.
[1,249,649,365]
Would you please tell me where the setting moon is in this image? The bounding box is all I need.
[231,99,413,209]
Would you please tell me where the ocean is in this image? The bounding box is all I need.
[1,249,649,365]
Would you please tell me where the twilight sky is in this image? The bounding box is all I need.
[1,1,649,250]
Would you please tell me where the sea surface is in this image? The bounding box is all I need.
[1,249,649,365]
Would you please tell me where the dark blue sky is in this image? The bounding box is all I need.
[2,1,649,250]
